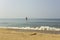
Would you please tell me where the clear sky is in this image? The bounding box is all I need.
[0,0,60,18]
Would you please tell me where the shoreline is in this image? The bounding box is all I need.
[3,28,60,34]
[0,26,60,31]
[0,26,60,34]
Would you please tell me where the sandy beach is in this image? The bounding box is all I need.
[0,28,60,40]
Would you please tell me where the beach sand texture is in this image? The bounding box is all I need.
[0,28,60,40]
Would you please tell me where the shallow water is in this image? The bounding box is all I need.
[0,18,60,28]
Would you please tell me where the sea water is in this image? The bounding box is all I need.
[0,18,60,30]
[0,18,60,28]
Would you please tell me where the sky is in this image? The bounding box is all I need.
[0,0,60,18]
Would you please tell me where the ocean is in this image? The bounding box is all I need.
[0,18,60,28]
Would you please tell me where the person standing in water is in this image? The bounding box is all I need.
[26,17,28,21]
[25,17,28,26]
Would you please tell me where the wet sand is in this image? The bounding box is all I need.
[0,28,60,40]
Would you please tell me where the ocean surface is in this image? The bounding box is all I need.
[0,18,60,28]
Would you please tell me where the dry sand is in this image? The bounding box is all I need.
[0,28,60,40]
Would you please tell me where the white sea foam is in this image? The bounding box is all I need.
[0,26,60,31]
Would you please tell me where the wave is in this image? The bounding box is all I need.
[0,26,60,31]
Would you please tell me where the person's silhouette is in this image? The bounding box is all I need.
[26,17,28,21]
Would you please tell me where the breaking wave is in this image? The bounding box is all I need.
[0,26,60,31]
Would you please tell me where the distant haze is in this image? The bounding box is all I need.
[0,0,60,18]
